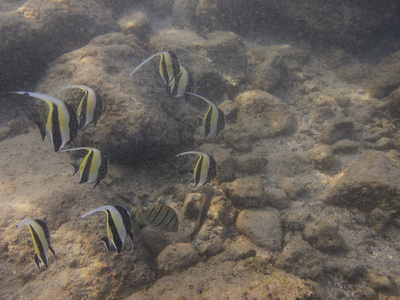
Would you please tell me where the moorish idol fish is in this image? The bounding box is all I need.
[128,51,181,88]
[82,205,134,253]
[17,218,56,270]
[57,85,103,131]
[189,191,213,240]
[186,92,225,139]
[169,65,195,99]
[62,147,108,190]
[133,204,179,232]
[176,151,218,187]
[11,91,78,152]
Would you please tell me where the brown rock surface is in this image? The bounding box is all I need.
[324,151,400,212]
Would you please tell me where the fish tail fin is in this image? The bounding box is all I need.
[33,121,46,141]
[49,245,57,266]
[33,254,41,271]
[70,163,80,176]
[100,237,110,252]
[90,181,100,190]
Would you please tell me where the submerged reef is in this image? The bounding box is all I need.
[1,0,400,299]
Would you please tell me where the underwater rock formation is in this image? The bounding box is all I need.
[0,0,116,91]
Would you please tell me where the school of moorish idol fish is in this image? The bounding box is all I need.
[14,50,225,270]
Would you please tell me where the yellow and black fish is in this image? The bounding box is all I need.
[82,205,134,253]
[176,151,218,187]
[133,204,179,232]
[17,218,56,270]
[57,85,103,130]
[187,92,225,139]
[128,51,181,88]
[169,65,195,99]
[62,147,108,190]
[12,91,79,152]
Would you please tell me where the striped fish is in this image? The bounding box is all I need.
[169,65,195,99]
[62,147,108,190]
[176,151,218,187]
[187,92,225,139]
[128,51,181,88]
[17,219,56,270]
[134,204,179,232]
[82,205,134,253]
[11,91,79,152]
[57,85,103,130]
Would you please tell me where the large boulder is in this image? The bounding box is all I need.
[0,0,116,91]
[225,90,295,145]
[236,208,283,251]
[37,32,184,165]
[324,151,400,212]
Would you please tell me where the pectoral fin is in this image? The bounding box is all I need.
[100,236,111,252]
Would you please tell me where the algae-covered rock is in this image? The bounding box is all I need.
[232,90,295,142]
[367,50,400,99]
[130,254,315,299]
[251,45,309,93]
[236,208,283,251]
[0,0,116,91]
[302,220,345,253]
[276,238,326,280]
[318,119,355,144]
[324,151,400,212]
[38,32,183,165]
[308,144,335,171]
[157,243,200,275]
[221,175,266,208]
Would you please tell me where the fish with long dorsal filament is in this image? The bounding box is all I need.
[17,219,56,270]
[62,147,108,190]
[128,51,181,88]
[11,91,79,152]
[82,205,134,253]
[176,151,218,187]
[57,85,103,131]
[186,92,225,139]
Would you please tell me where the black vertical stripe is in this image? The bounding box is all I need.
[66,103,78,144]
[164,213,177,229]
[29,225,47,268]
[51,104,62,152]
[145,206,157,221]
[106,210,123,253]
[160,54,169,83]
[79,95,88,129]
[149,206,163,224]
[204,107,213,137]
[80,151,94,184]
[216,107,225,135]
[155,209,170,228]
[172,218,178,231]
[208,156,217,182]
